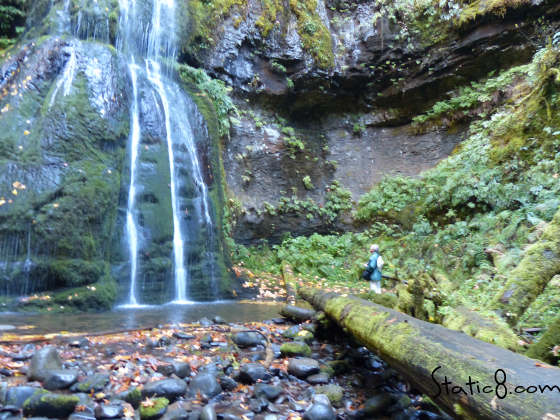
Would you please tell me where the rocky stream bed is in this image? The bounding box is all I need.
[0,312,447,420]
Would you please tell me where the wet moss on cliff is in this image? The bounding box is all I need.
[289,0,334,70]
[178,64,238,297]
[182,0,248,58]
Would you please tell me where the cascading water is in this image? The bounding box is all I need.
[117,0,218,305]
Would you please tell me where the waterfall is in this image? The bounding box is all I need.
[118,0,217,305]
[124,59,141,307]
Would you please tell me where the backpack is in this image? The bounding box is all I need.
[361,266,373,280]
[377,255,384,270]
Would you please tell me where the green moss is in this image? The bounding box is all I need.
[120,387,142,408]
[458,0,531,26]
[183,0,247,57]
[525,315,560,365]
[319,364,335,378]
[23,390,79,417]
[314,384,343,406]
[255,0,282,37]
[139,397,169,420]
[360,292,398,309]
[280,341,311,357]
[48,259,106,287]
[325,359,351,375]
[440,306,519,351]
[289,0,334,70]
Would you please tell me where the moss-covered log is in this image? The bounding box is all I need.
[526,315,560,365]
[494,208,560,325]
[300,288,560,420]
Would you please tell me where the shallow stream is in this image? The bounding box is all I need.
[0,301,282,336]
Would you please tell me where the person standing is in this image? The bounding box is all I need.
[366,244,383,293]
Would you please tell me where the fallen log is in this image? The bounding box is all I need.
[280,305,316,322]
[300,288,560,420]
[493,208,560,325]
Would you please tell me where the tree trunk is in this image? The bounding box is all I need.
[526,315,560,365]
[493,208,560,325]
[300,288,560,420]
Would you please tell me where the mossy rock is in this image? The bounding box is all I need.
[139,397,169,420]
[295,329,314,343]
[23,390,79,418]
[117,387,142,408]
[280,342,311,357]
[325,360,351,375]
[319,364,335,378]
[282,325,301,339]
[314,384,343,407]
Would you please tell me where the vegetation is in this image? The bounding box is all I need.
[289,0,334,69]
[229,43,560,360]
[178,64,237,138]
[0,0,27,53]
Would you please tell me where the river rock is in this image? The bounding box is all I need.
[359,394,396,416]
[160,401,191,420]
[287,358,320,379]
[198,317,213,327]
[27,347,62,381]
[249,397,268,413]
[211,316,226,324]
[43,369,79,390]
[217,375,237,391]
[23,390,79,418]
[4,386,40,408]
[117,387,142,408]
[68,338,90,348]
[188,373,221,399]
[172,362,191,379]
[254,384,282,401]
[282,326,301,339]
[143,379,187,402]
[232,331,265,348]
[302,403,335,420]
[94,403,124,419]
[156,363,176,376]
[199,404,217,420]
[69,414,96,420]
[237,363,271,384]
[71,373,110,393]
[173,332,195,340]
[306,373,329,385]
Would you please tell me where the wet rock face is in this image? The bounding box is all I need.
[225,104,464,243]
[0,36,128,305]
[184,0,558,244]
[181,0,549,116]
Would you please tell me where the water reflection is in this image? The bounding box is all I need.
[1,301,282,335]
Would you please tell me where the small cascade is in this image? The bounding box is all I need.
[48,41,77,108]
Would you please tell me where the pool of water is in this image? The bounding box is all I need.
[0,300,283,336]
